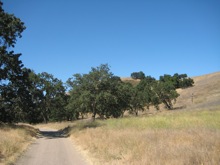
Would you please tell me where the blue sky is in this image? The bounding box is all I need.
[2,0,220,82]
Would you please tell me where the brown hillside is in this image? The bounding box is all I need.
[120,77,140,86]
[175,71,220,110]
[121,72,220,111]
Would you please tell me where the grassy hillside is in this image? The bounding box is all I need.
[120,77,140,86]
[175,72,220,110]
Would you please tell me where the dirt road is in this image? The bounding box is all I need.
[16,128,89,165]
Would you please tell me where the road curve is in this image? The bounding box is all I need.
[16,128,89,165]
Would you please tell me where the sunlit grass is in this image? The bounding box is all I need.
[87,109,220,130]
[70,109,220,165]
[0,124,38,165]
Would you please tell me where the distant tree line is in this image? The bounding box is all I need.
[131,71,194,89]
[0,2,194,123]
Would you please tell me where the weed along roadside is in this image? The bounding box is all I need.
[0,124,38,165]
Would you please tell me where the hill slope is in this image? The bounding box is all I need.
[176,71,220,110]
[121,71,220,111]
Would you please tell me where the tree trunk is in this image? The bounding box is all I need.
[42,115,48,124]
[163,100,172,110]
[135,109,138,116]
[91,102,96,121]
[92,112,96,122]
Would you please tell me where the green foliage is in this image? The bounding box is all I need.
[128,85,145,116]
[153,81,180,109]
[67,67,194,119]
[131,71,145,80]
[136,76,158,109]
[0,2,25,48]
[130,72,183,111]
[67,64,131,120]
[0,2,29,122]
[135,75,180,110]
[160,73,194,89]
[31,72,67,123]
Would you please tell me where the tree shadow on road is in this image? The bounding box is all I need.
[38,126,70,139]
[37,120,103,139]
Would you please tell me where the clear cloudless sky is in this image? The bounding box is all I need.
[2,0,220,82]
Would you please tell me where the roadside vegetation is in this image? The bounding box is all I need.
[0,123,38,165]
[70,109,220,165]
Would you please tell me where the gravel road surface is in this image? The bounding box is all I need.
[16,128,89,165]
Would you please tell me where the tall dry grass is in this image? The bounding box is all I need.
[0,124,38,165]
[70,110,220,165]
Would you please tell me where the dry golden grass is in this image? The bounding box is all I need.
[120,77,140,86]
[175,72,220,111]
[70,110,220,165]
[0,124,38,165]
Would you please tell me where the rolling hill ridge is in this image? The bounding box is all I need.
[121,71,220,111]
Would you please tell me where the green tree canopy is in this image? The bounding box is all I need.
[160,73,194,89]
[0,1,25,48]
[153,81,179,109]
[131,71,145,80]
[136,75,180,110]
[0,1,29,122]
[32,72,67,123]
[67,64,131,120]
